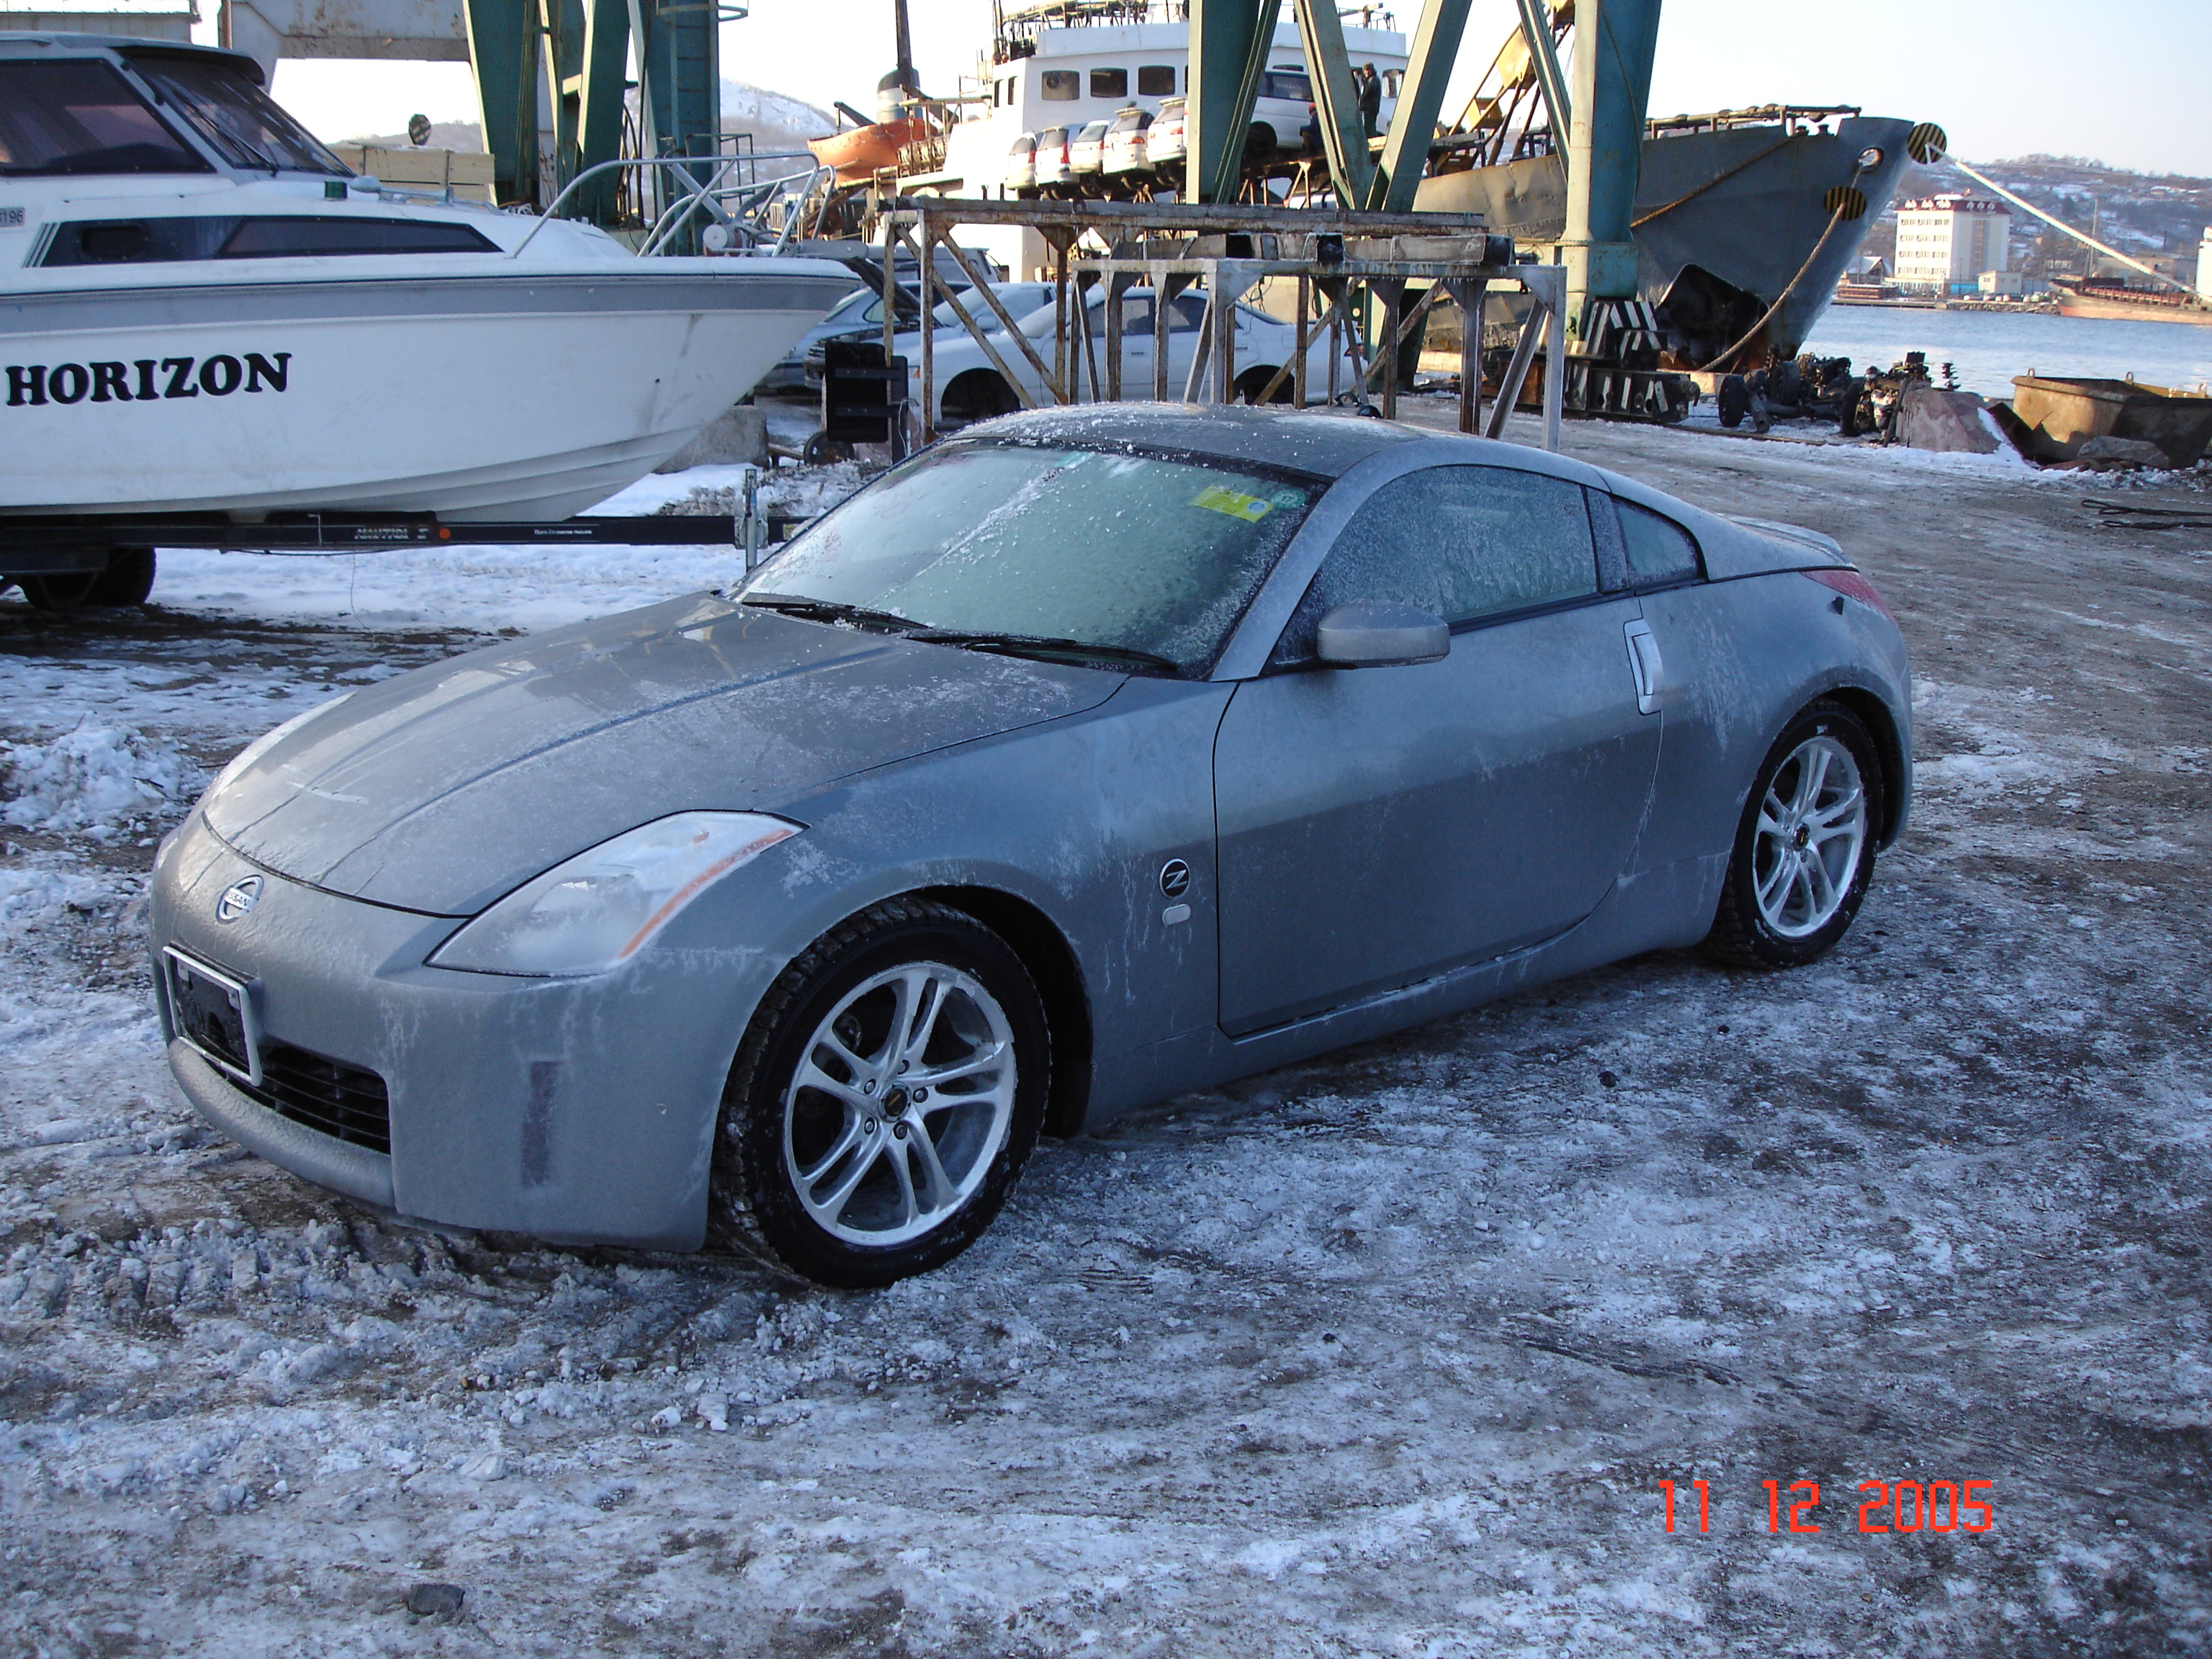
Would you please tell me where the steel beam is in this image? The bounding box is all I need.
[1367,0,1474,210]
[541,0,587,196]
[1186,0,1274,204]
[464,0,539,204]
[1511,0,1570,135]
[572,0,630,220]
[1561,0,1662,312]
[1289,0,1372,205]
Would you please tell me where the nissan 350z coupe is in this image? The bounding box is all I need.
[148,405,1912,1287]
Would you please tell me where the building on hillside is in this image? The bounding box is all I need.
[2199,227,2212,302]
[1892,195,2011,295]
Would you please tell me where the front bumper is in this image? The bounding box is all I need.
[149,812,780,1250]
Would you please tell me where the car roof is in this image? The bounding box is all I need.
[961,404,1429,480]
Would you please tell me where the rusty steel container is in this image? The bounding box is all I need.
[2009,374,2212,467]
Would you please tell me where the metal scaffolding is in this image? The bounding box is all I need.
[878,199,1566,449]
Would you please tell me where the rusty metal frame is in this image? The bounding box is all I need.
[881,199,1566,450]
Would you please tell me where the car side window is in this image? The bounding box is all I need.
[1272,464,1599,665]
[1615,498,1703,585]
[1166,295,1208,333]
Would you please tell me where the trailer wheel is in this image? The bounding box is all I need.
[15,572,99,613]
[86,549,156,607]
[14,549,156,612]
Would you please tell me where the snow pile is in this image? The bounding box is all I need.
[0,863,111,940]
[652,460,869,524]
[1,727,205,840]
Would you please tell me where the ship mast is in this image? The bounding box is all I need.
[886,0,920,117]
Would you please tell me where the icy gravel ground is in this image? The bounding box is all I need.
[1,433,2208,1655]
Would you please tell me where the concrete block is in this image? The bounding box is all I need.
[1898,385,2001,454]
[656,404,771,472]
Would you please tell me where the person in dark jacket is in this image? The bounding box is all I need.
[1357,63,1382,137]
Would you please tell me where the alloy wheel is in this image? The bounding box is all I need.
[1750,734,1868,938]
[781,962,1017,1247]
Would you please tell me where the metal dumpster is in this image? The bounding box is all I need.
[2009,374,2212,467]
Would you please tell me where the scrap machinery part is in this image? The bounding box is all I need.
[1561,296,1693,423]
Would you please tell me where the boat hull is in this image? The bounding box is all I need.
[2051,284,2212,328]
[810,119,932,186]
[0,264,850,521]
[1416,117,1915,364]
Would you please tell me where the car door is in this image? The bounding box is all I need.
[1159,292,1208,396]
[1213,463,1662,1035]
[1102,293,1156,397]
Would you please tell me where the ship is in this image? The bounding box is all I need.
[2049,275,2212,328]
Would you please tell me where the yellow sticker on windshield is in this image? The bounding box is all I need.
[1190,485,1274,523]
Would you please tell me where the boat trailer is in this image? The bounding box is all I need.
[0,505,806,607]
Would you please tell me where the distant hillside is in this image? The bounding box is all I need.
[345,120,484,152]
[1859,154,2211,283]
[721,79,835,154]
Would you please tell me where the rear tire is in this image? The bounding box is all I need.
[941,369,1020,426]
[1235,366,1294,405]
[1705,701,1883,970]
[709,898,1050,1287]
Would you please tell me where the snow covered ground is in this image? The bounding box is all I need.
[1,426,2206,1656]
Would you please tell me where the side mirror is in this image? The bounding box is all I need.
[1314,602,1450,669]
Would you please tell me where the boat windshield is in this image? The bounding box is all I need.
[127,53,349,176]
[0,59,209,176]
[739,441,1321,676]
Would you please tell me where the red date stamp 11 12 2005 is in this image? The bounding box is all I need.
[1655,1480,1995,1535]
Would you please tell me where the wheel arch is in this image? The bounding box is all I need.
[913,883,1093,1138]
[940,367,1019,423]
[1812,683,1909,848]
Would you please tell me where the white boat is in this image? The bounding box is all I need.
[912,0,1411,279]
[0,32,854,524]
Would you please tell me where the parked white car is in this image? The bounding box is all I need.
[1103,107,1153,176]
[902,287,1339,425]
[922,282,1057,339]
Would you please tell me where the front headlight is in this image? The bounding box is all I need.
[428,811,802,978]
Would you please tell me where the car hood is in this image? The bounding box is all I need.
[203,593,1122,915]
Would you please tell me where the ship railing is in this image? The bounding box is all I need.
[513,154,835,258]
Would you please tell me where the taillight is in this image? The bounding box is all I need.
[1802,566,1894,622]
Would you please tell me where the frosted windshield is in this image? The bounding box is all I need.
[742,442,1320,674]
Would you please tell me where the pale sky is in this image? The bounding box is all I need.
[142,0,2211,175]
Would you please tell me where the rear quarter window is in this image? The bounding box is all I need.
[1614,498,1704,586]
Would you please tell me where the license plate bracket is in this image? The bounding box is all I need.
[163,947,262,1088]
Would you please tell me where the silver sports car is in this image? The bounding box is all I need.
[148,405,1910,1287]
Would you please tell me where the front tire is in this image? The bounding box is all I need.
[710,898,1050,1287]
[1705,701,1883,969]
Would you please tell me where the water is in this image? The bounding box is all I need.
[1801,305,2212,401]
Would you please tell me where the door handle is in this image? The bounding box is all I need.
[1623,620,1663,716]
